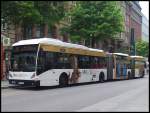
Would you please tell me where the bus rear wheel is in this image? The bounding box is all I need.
[128,72,131,79]
[59,74,68,87]
[140,71,145,78]
[99,73,105,83]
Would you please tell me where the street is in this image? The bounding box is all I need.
[1,75,149,112]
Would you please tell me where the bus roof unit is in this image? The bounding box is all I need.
[113,53,129,57]
[12,38,106,57]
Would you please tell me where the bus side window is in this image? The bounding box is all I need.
[45,52,54,70]
[37,50,46,75]
[63,54,71,69]
[78,55,90,69]
[90,56,94,69]
[85,56,90,68]
[94,57,98,69]
[78,55,84,69]
[98,57,106,68]
[55,53,71,69]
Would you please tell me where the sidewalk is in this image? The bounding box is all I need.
[1,80,9,89]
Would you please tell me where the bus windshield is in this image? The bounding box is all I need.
[10,45,38,72]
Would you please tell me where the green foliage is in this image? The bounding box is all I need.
[135,40,149,57]
[1,1,42,25]
[34,1,65,26]
[1,1,65,27]
[61,1,124,44]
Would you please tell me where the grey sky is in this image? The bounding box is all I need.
[139,1,149,20]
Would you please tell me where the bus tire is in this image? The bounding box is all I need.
[59,73,68,87]
[128,71,131,79]
[35,81,40,88]
[140,71,145,78]
[35,85,40,88]
[99,72,105,83]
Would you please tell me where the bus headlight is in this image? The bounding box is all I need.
[31,73,36,79]
[9,73,13,77]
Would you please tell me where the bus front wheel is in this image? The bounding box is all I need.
[59,74,68,87]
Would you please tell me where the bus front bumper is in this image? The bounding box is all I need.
[9,79,40,86]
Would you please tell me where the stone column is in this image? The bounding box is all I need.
[108,39,113,52]
[51,24,59,39]
[43,23,48,37]
[32,24,36,38]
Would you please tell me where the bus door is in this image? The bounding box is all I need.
[116,62,121,79]
[122,63,127,79]
[116,62,127,79]
[131,59,135,78]
[77,55,91,82]
[82,56,91,82]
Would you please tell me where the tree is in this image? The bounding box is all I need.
[61,1,124,47]
[34,1,66,38]
[1,1,42,40]
[1,1,42,24]
[1,1,66,39]
[135,40,149,57]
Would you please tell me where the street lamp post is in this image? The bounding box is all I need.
[130,28,136,78]
[130,28,136,56]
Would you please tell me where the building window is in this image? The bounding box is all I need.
[36,25,44,38]
[24,25,32,39]
[126,14,130,26]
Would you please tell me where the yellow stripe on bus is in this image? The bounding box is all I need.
[40,44,106,57]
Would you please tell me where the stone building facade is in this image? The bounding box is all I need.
[90,1,142,53]
[109,1,142,53]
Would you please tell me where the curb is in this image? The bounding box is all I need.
[1,80,9,89]
[1,86,9,89]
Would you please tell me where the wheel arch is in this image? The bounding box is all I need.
[59,72,69,86]
[99,71,105,82]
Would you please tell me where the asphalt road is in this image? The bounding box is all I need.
[1,75,149,112]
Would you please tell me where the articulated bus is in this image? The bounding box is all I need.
[8,38,145,87]
[130,55,145,78]
[107,53,132,80]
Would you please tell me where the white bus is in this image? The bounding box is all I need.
[9,38,145,87]
[9,38,107,87]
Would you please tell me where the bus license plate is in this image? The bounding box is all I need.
[12,81,16,84]
[18,82,24,85]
